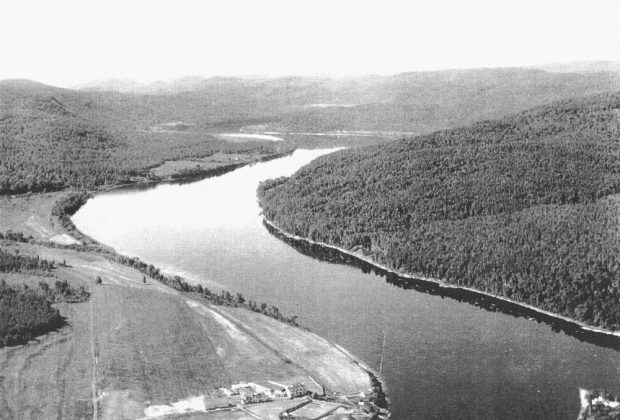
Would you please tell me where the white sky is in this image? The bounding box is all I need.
[1,0,619,87]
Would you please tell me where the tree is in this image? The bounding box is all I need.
[38,281,49,294]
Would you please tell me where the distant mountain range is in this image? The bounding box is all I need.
[64,65,620,134]
[75,61,620,94]
[4,64,620,138]
[532,60,620,73]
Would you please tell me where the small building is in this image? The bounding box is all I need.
[243,392,271,404]
[290,383,307,398]
[230,396,244,406]
[232,384,255,397]
[216,388,232,397]
[249,382,271,395]
[272,387,289,398]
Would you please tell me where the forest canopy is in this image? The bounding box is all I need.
[0,280,64,347]
[0,81,286,195]
[259,92,620,330]
[3,69,620,195]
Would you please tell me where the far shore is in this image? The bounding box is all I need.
[97,150,295,195]
[262,218,620,341]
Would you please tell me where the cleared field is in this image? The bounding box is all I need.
[286,400,345,419]
[244,399,308,420]
[149,152,262,179]
[218,307,372,395]
[0,298,93,419]
[0,193,373,419]
[169,409,257,419]
[0,191,68,240]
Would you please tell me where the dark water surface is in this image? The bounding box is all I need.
[73,149,620,419]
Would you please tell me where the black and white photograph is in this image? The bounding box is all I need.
[1,1,619,418]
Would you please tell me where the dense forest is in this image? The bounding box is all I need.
[259,92,620,330]
[0,230,90,346]
[0,80,287,195]
[0,280,64,347]
[2,69,619,195]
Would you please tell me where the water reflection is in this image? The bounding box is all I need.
[73,149,620,420]
[263,221,620,351]
[107,152,293,195]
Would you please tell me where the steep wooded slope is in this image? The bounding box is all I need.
[259,92,620,330]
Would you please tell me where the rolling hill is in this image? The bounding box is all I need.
[78,68,620,134]
[0,80,285,194]
[258,92,620,330]
[2,67,620,195]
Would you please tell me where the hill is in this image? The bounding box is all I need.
[258,92,620,330]
[3,67,620,195]
[77,68,620,135]
[0,80,286,194]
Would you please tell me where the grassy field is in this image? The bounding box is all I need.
[0,259,95,419]
[242,399,306,420]
[218,306,371,395]
[0,192,374,419]
[148,151,273,179]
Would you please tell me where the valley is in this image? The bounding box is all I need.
[1,67,620,419]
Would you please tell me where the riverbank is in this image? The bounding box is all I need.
[262,218,620,342]
[0,154,387,418]
[104,150,295,193]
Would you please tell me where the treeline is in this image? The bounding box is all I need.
[51,192,91,236]
[0,248,56,273]
[0,280,64,347]
[169,162,245,180]
[114,255,299,325]
[39,279,90,303]
[259,92,620,330]
[0,231,32,243]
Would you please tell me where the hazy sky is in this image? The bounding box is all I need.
[2,0,619,87]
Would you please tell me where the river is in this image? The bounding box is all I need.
[72,149,620,419]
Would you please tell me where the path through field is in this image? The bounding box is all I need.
[1,245,371,419]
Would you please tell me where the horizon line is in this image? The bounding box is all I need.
[2,59,619,91]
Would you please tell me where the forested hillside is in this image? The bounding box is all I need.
[81,68,620,134]
[259,92,620,330]
[2,68,619,195]
[0,80,285,194]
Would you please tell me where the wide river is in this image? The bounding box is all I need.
[73,149,620,419]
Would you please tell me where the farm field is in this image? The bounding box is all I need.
[0,193,375,419]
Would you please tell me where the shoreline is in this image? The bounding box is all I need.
[41,151,296,249]
[94,150,295,195]
[262,217,620,341]
[46,152,389,411]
